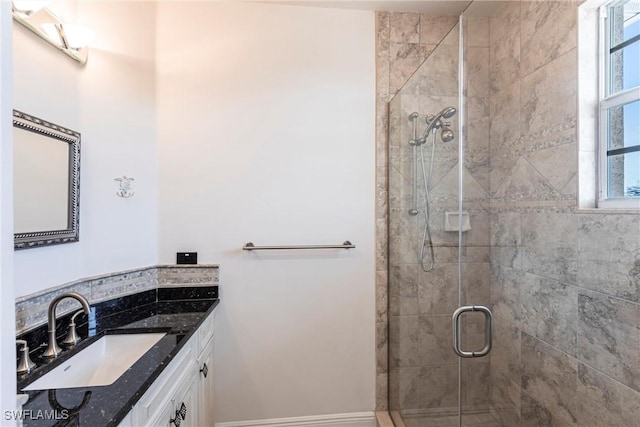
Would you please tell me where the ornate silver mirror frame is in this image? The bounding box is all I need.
[13,110,80,250]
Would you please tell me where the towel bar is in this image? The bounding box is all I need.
[242,241,355,251]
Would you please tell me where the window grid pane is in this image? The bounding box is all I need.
[607,152,640,197]
[608,0,640,95]
[602,0,640,203]
[605,98,640,198]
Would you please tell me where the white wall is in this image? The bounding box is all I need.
[156,2,376,422]
[0,2,17,424]
[12,1,158,297]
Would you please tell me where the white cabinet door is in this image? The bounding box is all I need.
[173,371,199,427]
[146,365,198,427]
[131,337,196,426]
[126,309,216,426]
[197,336,215,426]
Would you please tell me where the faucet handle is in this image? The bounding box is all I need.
[16,339,36,375]
[62,310,84,348]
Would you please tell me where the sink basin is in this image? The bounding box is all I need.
[23,333,166,391]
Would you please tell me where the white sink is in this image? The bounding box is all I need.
[23,333,166,391]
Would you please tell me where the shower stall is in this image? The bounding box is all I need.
[386,1,640,426]
[387,10,494,425]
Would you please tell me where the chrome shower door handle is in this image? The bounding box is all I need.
[452,305,492,358]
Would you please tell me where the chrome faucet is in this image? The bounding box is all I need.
[42,292,91,359]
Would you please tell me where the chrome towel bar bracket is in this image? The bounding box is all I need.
[242,241,355,251]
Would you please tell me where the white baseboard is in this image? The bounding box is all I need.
[216,412,376,427]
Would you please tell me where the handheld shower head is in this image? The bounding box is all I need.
[421,106,457,140]
[440,106,456,119]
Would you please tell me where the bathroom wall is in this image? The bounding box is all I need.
[156,2,376,423]
[0,2,17,419]
[12,1,158,298]
[488,1,640,425]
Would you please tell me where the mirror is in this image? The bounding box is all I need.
[13,110,80,249]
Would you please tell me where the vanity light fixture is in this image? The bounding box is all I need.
[12,1,95,64]
[12,1,50,16]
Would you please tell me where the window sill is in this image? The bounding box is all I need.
[593,198,640,211]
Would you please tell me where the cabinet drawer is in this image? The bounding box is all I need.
[147,368,197,427]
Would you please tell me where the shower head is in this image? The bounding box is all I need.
[422,106,457,140]
[440,106,456,119]
[440,127,454,142]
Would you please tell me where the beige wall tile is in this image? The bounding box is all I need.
[521,392,572,427]
[577,214,640,302]
[578,291,640,392]
[465,16,489,48]
[521,333,578,425]
[390,12,420,43]
[389,315,419,368]
[520,50,577,139]
[520,0,578,77]
[418,315,457,365]
[420,14,458,45]
[390,264,419,316]
[490,30,520,93]
[520,212,578,284]
[489,1,521,45]
[520,273,578,356]
[577,363,640,427]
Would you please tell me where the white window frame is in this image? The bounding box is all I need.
[598,1,640,208]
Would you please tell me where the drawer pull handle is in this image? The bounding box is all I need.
[170,412,182,427]
[200,363,209,378]
[178,402,188,420]
[170,403,187,426]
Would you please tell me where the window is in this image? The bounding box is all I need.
[599,0,640,207]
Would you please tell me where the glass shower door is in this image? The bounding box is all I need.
[387,10,494,427]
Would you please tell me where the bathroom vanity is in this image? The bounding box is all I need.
[16,285,219,427]
[120,304,216,427]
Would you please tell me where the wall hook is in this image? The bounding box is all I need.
[115,176,134,198]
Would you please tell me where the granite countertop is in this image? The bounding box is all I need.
[17,288,219,427]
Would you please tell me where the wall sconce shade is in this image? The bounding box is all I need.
[42,23,96,50]
[12,2,94,64]
[58,23,96,49]
[12,1,50,15]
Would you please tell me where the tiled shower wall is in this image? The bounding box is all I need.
[375,11,458,410]
[378,1,640,424]
[487,1,640,426]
